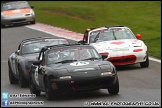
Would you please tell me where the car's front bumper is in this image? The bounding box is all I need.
[1,15,35,25]
[107,50,147,66]
[50,74,118,93]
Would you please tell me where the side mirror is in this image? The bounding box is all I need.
[33,61,40,65]
[15,50,20,55]
[78,40,84,44]
[102,54,108,60]
[135,34,141,39]
[31,6,34,8]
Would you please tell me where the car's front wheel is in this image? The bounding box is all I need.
[29,78,41,96]
[19,66,29,88]
[8,65,18,84]
[1,23,5,28]
[45,77,54,100]
[30,20,35,24]
[140,54,149,68]
[108,76,119,95]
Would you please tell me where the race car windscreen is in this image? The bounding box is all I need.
[89,28,136,43]
[47,46,101,65]
[21,39,68,55]
[2,1,30,11]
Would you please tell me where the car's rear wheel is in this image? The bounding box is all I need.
[140,54,149,68]
[45,77,54,100]
[29,78,41,96]
[19,66,29,88]
[8,64,18,84]
[108,76,119,95]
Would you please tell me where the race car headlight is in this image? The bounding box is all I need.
[59,76,71,79]
[132,43,142,47]
[1,12,6,17]
[99,64,113,72]
[101,72,112,76]
[30,9,35,16]
[1,12,4,16]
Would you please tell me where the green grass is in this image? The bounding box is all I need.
[4,1,161,59]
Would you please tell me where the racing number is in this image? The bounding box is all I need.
[34,66,39,85]
[11,55,17,74]
[12,58,16,74]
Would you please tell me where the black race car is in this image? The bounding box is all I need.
[8,37,69,88]
[29,43,119,100]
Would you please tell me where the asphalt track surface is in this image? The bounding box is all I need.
[1,24,161,107]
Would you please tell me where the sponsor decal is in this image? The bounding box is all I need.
[45,39,57,41]
[34,48,39,51]
[112,48,129,51]
[70,61,89,66]
[73,68,95,72]
[34,67,39,85]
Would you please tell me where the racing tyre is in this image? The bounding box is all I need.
[30,20,36,24]
[108,76,119,95]
[8,64,18,84]
[45,77,53,100]
[19,66,29,88]
[1,24,5,28]
[140,54,149,68]
[29,78,41,96]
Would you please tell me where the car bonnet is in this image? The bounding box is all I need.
[49,60,111,73]
[3,8,31,17]
[91,39,144,53]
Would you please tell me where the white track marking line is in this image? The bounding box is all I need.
[26,24,161,63]
[149,57,161,63]
[26,25,81,41]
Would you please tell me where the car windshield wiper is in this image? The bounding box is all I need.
[82,57,101,61]
[54,60,77,64]
[93,31,102,43]
[22,51,39,55]
[19,7,29,9]
[112,30,117,40]
[6,8,17,10]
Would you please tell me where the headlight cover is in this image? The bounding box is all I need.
[1,12,4,16]
[59,76,71,79]
[99,63,116,75]
[132,42,142,47]
[30,9,35,16]
[101,72,112,76]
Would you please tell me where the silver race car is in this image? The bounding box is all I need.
[8,37,69,88]
[1,1,35,28]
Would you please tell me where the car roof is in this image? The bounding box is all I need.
[21,37,67,44]
[87,25,126,32]
[2,1,28,6]
[41,43,91,52]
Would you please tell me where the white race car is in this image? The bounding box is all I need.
[79,25,149,68]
